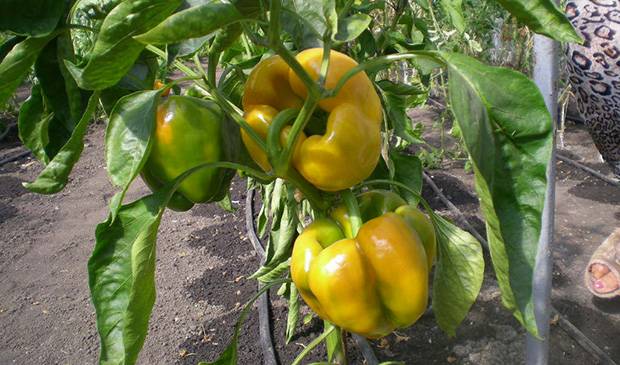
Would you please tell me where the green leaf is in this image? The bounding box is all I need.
[302,313,314,325]
[35,37,90,158]
[431,213,484,336]
[69,0,124,63]
[217,193,235,212]
[378,80,426,147]
[0,34,56,108]
[252,185,299,282]
[283,0,338,39]
[286,283,300,343]
[18,85,52,164]
[280,9,323,49]
[23,91,100,194]
[65,0,182,90]
[92,161,248,365]
[0,0,65,36]
[105,90,161,217]
[99,53,159,115]
[439,0,465,33]
[280,0,338,48]
[334,13,371,42]
[256,181,276,238]
[441,52,553,336]
[324,321,343,363]
[392,152,423,205]
[494,0,581,43]
[0,36,25,62]
[89,190,167,365]
[134,2,249,45]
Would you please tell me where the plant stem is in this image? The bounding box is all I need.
[275,43,322,98]
[326,51,440,98]
[189,55,268,154]
[148,46,269,151]
[283,96,317,166]
[207,52,220,87]
[318,37,332,88]
[267,108,299,158]
[267,0,320,97]
[291,325,336,365]
[268,0,282,47]
[146,45,206,88]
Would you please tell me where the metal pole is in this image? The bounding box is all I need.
[526,34,559,365]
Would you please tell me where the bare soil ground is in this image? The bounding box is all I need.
[0,106,618,365]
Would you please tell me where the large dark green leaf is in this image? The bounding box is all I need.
[392,152,423,205]
[100,53,159,115]
[65,0,182,90]
[0,34,56,108]
[431,213,484,336]
[134,1,251,45]
[439,0,465,33]
[334,13,372,42]
[69,0,124,63]
[18,85,52,164]
[494,0,580,42]
[23,91,100,194]
[441,52,553,336]
[35,38,89,158]
[105,90,161,217]
[91,161,247,365]
[0,36,25,62]
[280,0,337,47]
[378,80,426,147]
[0,0,65,36]
[89,191,167,365]
[17,48,84,165]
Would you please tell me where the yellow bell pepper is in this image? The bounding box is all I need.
[241,48,382,191]
[291,213,430,338]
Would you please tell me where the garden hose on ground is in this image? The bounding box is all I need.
[245,188,278,365]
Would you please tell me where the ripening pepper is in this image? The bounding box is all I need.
[241,48,383,191]
[140,95,240,211]
[291,190,436,338]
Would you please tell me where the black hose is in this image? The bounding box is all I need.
[0,149,31,167]
[245,188,278,365]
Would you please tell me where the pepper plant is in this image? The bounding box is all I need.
[0,0,580,364]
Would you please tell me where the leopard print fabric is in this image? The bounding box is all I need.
[566,0,620,176]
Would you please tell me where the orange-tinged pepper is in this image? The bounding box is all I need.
[241,48,382,191]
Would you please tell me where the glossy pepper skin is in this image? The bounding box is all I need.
[241,48,383,191]
[331,190,437,268]
[141,95,240,211]
[291,214,429,338]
